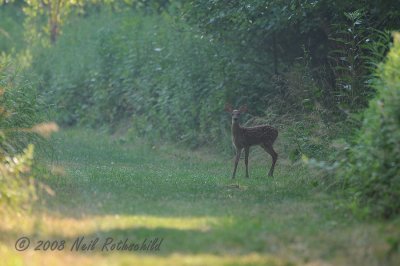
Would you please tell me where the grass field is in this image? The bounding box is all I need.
[0,129,399,266]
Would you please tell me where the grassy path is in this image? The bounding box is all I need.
[1,129,399,266]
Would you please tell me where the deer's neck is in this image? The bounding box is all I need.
[231,122,242,139]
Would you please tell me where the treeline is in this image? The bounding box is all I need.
[30,1,399,143]
[0,1,399,218]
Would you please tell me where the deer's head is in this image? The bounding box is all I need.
[225,104,247,124]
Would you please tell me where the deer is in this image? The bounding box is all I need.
[225,104,278,178]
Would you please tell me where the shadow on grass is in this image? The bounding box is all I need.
[54,227,226,255]
[0,217,295,265]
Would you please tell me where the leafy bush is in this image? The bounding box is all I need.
[342,33,400,219]
[0,57,43,152]
[0,144,35,210]
[0,57,55,211]
[0,60,36,210]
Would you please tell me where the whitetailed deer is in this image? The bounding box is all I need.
[225,104,278,178]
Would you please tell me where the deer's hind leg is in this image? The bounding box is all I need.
[260,143,278,177]
[232,147,242,179]
[244,147,250,178]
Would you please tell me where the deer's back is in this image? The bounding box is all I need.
[242,125,278,146]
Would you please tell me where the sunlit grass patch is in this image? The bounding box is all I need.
[0,246,293,266]
[0,213,219,239]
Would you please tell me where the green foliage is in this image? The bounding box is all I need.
[0,52,58,212]
[19,0,176,45]
[328,10,392,111]
[0,58,42,150]
[32,12,237,149]
[183,0,398,112]
[0,144,35,210]
[33,9,344,155]
[328,10,369,110]
[341,33,400,219]
[0,59,40,211]
[30,4,395,160]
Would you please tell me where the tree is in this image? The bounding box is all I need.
[22,0,84,44]
[21,0,174,44]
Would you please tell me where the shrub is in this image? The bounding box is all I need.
[0,56,56,211]
[342,33,400,219]
[0,144,35,210]
[0,59,37,211]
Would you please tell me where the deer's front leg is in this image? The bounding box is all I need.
[232,148,242,179]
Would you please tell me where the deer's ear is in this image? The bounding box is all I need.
[224,103,233,113]
[239,105,248,113]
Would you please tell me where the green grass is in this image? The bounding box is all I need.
[1,129,399,266]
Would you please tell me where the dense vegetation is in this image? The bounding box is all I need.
[342,34,400,219]
[0,58,38,210]
[0,0,399,248]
